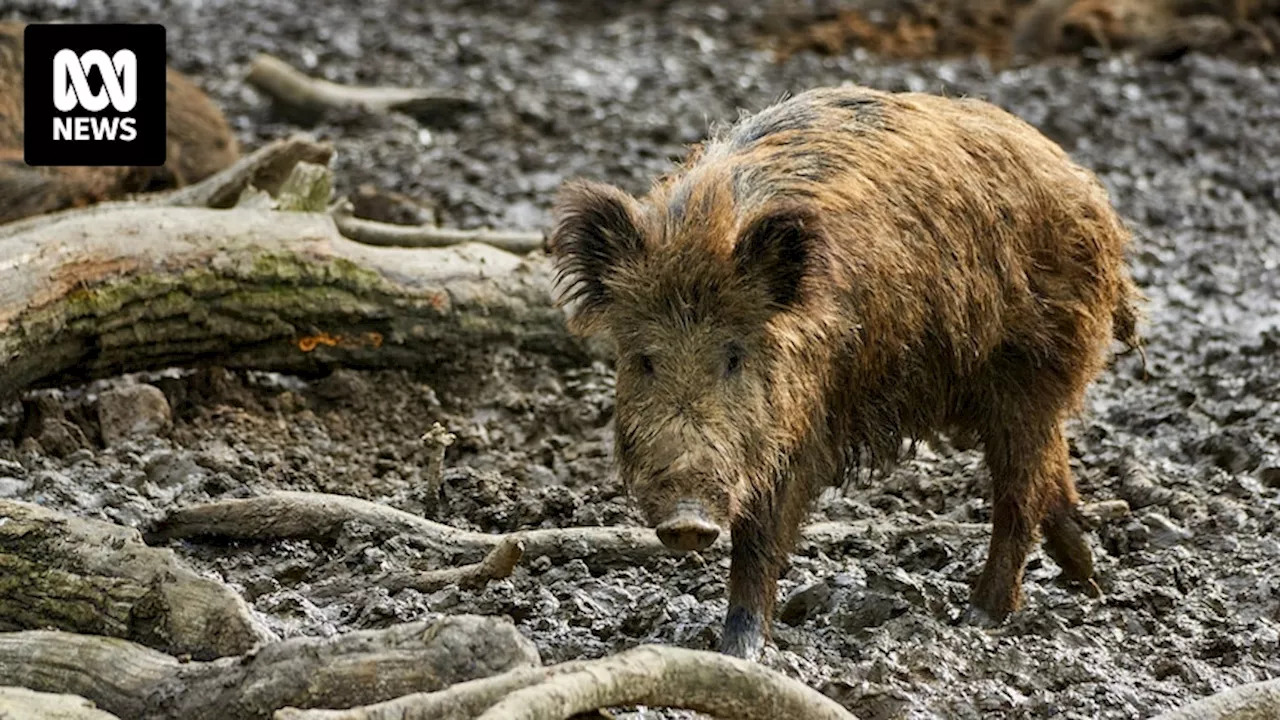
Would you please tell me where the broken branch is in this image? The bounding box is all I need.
[379,537,525,593]
[247,54,478,125]
[0,499,273,660]
[276,644,856,720]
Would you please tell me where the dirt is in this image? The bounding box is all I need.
[2,1,1279,718]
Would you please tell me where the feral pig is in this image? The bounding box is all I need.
[547,84,1143,659]
[0,21,240,225]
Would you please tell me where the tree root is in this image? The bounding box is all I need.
[0,615,540,720]
[275,644,856,720]
[330,199,545,254]
[0,686,122,720]
[246,53,479,125]
[0,499,273,660]
[144,491,676,568]
[1151,678,1280,720]
[379,537,525,593]
[0,199,589,402]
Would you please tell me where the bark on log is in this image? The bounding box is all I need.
[0,615,541,720]
[1151,679,1280,720]
[246,54,479,125]
[0,686,122,720]
[0,499,272,660]
[0,203,589,402]
[275,645,856,720]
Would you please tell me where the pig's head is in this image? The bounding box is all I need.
[547,177,830,552]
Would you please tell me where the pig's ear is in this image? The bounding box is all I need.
[548,180,647,332]
[732,206,822,309]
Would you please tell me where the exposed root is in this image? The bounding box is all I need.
[0,615,540,720]
[246,53,479,125]
[379,537,525,593]
[1151,678,1280,719]
[0,686,122,720]
[331,199,545,254]
[275,644,855,720]
[144,491,677,567]
[0,499,273,660]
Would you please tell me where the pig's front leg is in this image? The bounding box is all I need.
[720,514,779,660]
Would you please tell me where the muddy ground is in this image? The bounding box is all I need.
[3,1,1280,718]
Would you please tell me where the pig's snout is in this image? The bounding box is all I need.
[655,501,722,552]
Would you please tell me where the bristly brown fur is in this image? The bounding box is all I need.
[548,83,1145,656]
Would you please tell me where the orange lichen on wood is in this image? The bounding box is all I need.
[297,331,384,353]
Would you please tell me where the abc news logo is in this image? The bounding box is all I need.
[24,23,166,167]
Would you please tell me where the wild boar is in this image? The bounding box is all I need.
[547,84,1143,658]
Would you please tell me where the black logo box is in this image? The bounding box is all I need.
[24,23,166,167]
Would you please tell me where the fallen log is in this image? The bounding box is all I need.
[0,686,122,720]
[246,53,479,125]
[1151,678,1280,720]
[275,644,856,720]
[0,203,589,402]
[0,615,540,720]
[0,499,272,660]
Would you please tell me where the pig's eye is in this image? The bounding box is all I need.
[638,353,656,376]
[724,342,745,377]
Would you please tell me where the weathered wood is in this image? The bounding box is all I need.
[0,203,589,402]
[1151,679,1280,720]
[246,54,479,125]
[275,644,857,720]
[0,686,122,720]
[144,490,677,567]
[331,202,544,254]
[0,500,272,660]
[0,615,541,720]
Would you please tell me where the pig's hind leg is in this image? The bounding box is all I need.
[967,407,1085,626]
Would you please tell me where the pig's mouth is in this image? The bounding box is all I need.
[653,499,723,552]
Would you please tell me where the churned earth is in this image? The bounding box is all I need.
[2,1,1279,718]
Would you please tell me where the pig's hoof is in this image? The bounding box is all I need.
[719,631,764,661]
[961,603,1008,628]
[719,606,765,660]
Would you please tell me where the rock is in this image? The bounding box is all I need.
[96,384,173,446]
[779,580,837,626]
[19,395,90,458]
[1141,512,1192,548]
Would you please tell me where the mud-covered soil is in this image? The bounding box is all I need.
[3,1,1280,718]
